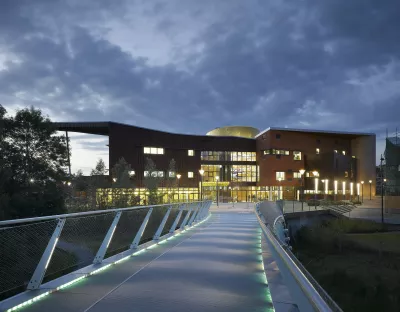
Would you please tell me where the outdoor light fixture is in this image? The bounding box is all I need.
[67,182,71,186]
[312,171,318,177]
[129,170,135,177]
[334,181,338,194]
[342,181,346,199]
[199,169,204,175]
[30,178,34,183]
[350,182,353,196]
[215,176,219,181]
[357,183,360,196]
[299,169,305,175]
[325,179,328,195]
[113,178,117,182]
[176,174,181,179]
[314,178,318,193]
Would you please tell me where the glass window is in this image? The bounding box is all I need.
[144,171,149,177]
[293,172,301,178]
[188,149,194,156]
[276,134,281,139]
[276,172,285,180]
[342,150,346,155]
[293,151,302,160]
[158,171,164,177]
[168,171,175,178]
[151,171,157,177]
[188,172,194,178]
[144,147,164,155]
[345,171,349,177]
[263,150,270,155]
[285,150,289,155]
[316,148,320,154]
[231,165,257,182]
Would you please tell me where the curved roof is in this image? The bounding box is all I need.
[206,126,260,139]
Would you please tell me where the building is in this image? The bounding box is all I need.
[55,122,376,203]
[384,136,400,195]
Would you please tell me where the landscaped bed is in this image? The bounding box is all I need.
[292,218,400,312]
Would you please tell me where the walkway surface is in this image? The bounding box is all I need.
[15,212,275,312]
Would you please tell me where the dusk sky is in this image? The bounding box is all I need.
[1,0,399,173]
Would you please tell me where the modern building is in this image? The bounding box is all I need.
[55,122,376,203]
[384,136,400,195]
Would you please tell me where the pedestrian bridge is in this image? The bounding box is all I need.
[0,201,341,312]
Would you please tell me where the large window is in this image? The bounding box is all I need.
[264,149,289,155]
[144,147,164,155]
[144,171,164,177]
[188,172,194,178]
[201,151,256,162]
[293,151,302,160]
[293,172,301,178]
[276,172,285,180]
[188,150,194,156]
[231,165,257,182]
[169,171,176,178]
[201,165,221,182]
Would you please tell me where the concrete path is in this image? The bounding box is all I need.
[16,213,276,312]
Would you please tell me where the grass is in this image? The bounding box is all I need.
[293,219,400,312]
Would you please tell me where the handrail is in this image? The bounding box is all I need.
[0,201,203,226]
[256,212,332,312]
[255,202,343,312]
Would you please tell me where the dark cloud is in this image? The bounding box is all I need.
[1,0,400,171]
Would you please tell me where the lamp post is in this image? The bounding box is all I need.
[342,181,346,201]
[299,169,305,211]
[369,180,372,200]
[350,182,353,202]
[177,174,181,202]
[357,183,360,203]
[334,180,338,202]
[314,177,318,210]
[380,155,385,224]
[216,176,219,206]
[325,179,328,200]
[361,181,364,203]
[199,169,204,201]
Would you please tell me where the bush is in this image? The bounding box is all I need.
[351,200,362,205]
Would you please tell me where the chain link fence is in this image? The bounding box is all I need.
[0,201,211,301]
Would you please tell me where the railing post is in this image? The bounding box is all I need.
[195,202,206,222]
[130,208,153,249]
[179,204,193,230]
[93,211,122,264]
[187,203,200,226]
[153,206,172,241]
[169,204,185,233]
[27,218,66,290]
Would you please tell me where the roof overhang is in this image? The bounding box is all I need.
[53,122,110,136]
[255,127,375,139]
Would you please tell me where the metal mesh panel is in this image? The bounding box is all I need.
[161,204,181,236]
[177,207,191,228]
[44,213,115,282]
[105,209,148,258]
[140,206,169,244]
[0,220,58,299]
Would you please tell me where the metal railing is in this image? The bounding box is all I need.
[0,201,211,300]
[255,201,343,312]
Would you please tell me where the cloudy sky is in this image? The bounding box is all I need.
[1,0,399,173]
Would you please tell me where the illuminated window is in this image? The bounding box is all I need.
[342,151,346,155]
[316,148,320,154]
[293,172,301,178]
[231,165,257,182]
[144,171,149,177]
[293,151,302,160]
[334,150,338,153]
[263,150,270,155]
[188,172,194,178]
[144,147,164,155]
[276,172,285,180]
[344,171,349,177]
[157,171,164,177]
[188,150,194,156]
[352,155,355,158]
[169,171,176,178]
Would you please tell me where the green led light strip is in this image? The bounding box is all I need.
[6,213,211,312]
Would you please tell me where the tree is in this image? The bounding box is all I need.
[166,159,177,203]
[0,106,69,220]
[88,158,109,210]
[143,157,162,205]
[111,157,138,208]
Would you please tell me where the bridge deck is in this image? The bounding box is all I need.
[12,213,274,312]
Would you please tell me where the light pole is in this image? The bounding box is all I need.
[177,174,181,202]
[380,155,385,224]
[334,180,338,202]
[369,180,372,200]
[361,181,364,203]
[342,181,346,201]
[350,182,353,202]
[314,177,318,210]
[299,169,305,211]
[216,176,219,206]
[357,183,360,203]
[199,169,204,201]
